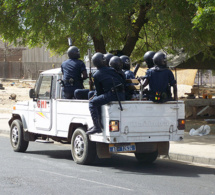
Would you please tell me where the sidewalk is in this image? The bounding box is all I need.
[169,132,215,166]
[0,113,11,135]
[1,113,215,166]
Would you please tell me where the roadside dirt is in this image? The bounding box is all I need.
[0,80,35,114]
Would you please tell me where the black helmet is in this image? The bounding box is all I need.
[153,52,167,67]
[143,51,156,68]
[67,46,80,59]
[92,52,105,68]
[120,55,131,70]
[109,56,123,71]
[104,53,114,66]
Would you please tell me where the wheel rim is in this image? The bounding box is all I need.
[74,134,85,158]
[11,126,19,147]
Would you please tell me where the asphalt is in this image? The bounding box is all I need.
[1,113,215,166]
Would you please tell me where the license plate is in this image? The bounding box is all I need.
[109,143,136,153]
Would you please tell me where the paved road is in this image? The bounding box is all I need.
[0,114,11,134]
[1,135,215,195]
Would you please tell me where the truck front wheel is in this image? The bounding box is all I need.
[10,119,29,152]
[71,127,96,165]
[135,151,158,163]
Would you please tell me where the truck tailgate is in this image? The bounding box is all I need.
[120,102,177,133]
[90,100,185,143]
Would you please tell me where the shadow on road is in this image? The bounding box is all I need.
[25,147,215,178]
[26,150,73,161]
[94,154,215,178]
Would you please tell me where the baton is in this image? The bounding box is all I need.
[68,37,72,46]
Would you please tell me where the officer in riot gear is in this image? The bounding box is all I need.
[104,53,114,67]
[137,51,156,99]
[86,52,125,135]
[61,46,87,99]
[120,55,136,100]
[144,51,156,69]
[153,51,167,68]
[109,56,123,71]
[67,46,80,59]
[140,51,177,102]
[120,55,135,79]
[109,56,126,81]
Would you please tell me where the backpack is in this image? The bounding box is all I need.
[152,91,168,103]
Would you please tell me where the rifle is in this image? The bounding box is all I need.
[68,37,72,47]
[111,78,123,111]
[88,49,93,91]
[133,63,140,77]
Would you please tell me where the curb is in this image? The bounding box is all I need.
[0,129,214,166]
[0,130,9,135]
[169,153,215,166]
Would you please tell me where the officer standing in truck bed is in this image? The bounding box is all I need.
[140,51,177,102]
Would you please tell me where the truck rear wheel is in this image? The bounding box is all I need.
[71,127,96,165]
[10,119,29,152]
[135,151,158,163]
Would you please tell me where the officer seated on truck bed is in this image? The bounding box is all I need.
[139,51,177,103]
[61,46,87,99]
[86,52,125,135]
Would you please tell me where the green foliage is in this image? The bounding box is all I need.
[0,0,215,63]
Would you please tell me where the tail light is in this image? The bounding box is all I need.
[178,119,185,130]
[109,120,119,132]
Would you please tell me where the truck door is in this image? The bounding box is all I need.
[34,75,53,131]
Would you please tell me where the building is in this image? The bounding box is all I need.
[0,40,67,79]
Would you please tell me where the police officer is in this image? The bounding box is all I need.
[61,46,87,99]
[86,52,125,135]
[109,56,126,81]
[104,53,114,67]
[119,55,136,100]
[144,51,156,69]
[140,51,177,102]
[120,55,135,79]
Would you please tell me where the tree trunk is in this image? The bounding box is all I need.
[92,35,106,54]
[122,4,151,56]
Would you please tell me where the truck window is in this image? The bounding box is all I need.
[38,76,52,99]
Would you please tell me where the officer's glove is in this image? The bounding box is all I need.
[57,79,65,87]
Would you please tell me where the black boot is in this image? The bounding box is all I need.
[86,118,102,135]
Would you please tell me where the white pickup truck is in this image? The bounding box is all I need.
[9,68,185,165]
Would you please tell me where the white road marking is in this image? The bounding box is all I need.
[40,170,133,191]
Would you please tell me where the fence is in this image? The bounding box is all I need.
[0,61,61,80]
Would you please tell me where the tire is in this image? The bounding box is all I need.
[135,151,158,164]
[10,119,29,152]
[71,127,96,165]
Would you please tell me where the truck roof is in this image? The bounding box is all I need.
[41,68,62,76]
[40,67,97,76]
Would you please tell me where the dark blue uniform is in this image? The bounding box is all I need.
[145,66,176,100]
[61,59,86,99]
[123,70,136,100]
[124,70,135,79]
[89,67,125,121]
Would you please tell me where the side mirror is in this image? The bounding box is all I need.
[29,89,36,99]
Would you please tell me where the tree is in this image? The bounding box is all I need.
[188,0,215,57]
[0,0,214,61]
